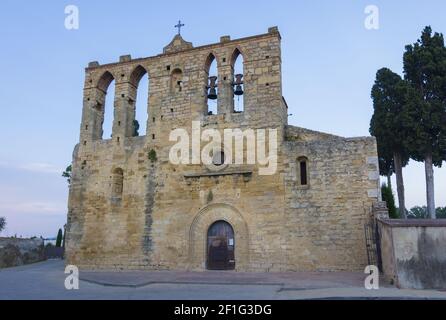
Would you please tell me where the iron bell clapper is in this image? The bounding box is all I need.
[207,76,218,100]
[233,74,244,96]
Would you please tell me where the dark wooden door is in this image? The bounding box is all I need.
[207,221,235,270]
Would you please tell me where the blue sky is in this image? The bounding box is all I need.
[0,0,445,237]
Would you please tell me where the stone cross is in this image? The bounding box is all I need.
[175,20,185,35]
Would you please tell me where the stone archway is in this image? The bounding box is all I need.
[188,203,249,271]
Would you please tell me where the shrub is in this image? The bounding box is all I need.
[381,184,398,218]
[0,217,6,233]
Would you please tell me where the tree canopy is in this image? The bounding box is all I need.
[370,68,413,160]
[62,165,72,185]
[403,26,446,167]
[370,67,411,217]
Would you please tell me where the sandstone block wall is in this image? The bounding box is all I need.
[65,27,380,272]
[283,126,380,271]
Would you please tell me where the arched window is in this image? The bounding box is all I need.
[231,49,244,113]
[205,53,218,115]
[297,157,309,186]
[170,68,183,93]
[97,71,115,140]
[111,168,124,199]
[130,65,149,136]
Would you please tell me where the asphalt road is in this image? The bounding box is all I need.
[0,260,444,300]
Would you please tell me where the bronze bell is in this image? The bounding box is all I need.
[208,87,217,100]
[233,74,244,96]
[207,76,218,100]
[234,84,244,96]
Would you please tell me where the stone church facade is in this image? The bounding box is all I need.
[65,27,381,272]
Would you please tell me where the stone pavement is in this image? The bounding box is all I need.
[0,260,445,300]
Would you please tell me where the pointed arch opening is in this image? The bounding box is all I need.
[97,71,115,140]
[231,49,244,113]
[130,65,149,136]
[205,53,218,115]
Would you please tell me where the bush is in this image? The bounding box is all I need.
[381,184,398,218]
[0,217,6,233]
[407,206,428,219]
[436,207,446,219]
[148,149,157,163]
[407,206,446,219]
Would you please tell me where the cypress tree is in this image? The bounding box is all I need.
[403,26,446,219]
[56,228,63,248]
[370,68,411,218]
[381,183,398,219]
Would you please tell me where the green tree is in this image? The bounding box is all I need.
[56,228,63,247]
[407,206,446,219]
[381,183,398,219]
[62,165,72,185]
[0,217,6,233]
[403,26,446,219]
[370,68,411,218]
[436,207,446,219]
[407,206,429,219]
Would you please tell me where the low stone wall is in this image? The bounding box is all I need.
[0,238,45,268]
[378,219,446,289]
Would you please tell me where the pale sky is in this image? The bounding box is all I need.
[0,0,445,238]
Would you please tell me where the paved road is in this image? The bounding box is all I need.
[0,260,444,300]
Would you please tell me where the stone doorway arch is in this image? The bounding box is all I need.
[188,203,249,271]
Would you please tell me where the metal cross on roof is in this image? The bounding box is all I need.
[174,20,185,35]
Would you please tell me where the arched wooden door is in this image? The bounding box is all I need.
[207,221,235,270]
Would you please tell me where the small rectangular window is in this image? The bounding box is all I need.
[300,161,308,185]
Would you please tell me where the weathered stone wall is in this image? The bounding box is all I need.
[283,127,380,271]
[378,219,446,289]
[0,238,45,268]
[65,27,379,271]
